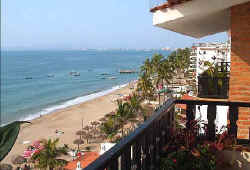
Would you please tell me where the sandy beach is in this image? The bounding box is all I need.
[2,83,135,165]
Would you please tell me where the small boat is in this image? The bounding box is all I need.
[73,72,80,76]
[100,73,110,75]
[25,77,32,80]
[69,71,77,75]
[119,70,137,74]
[47,74,54,78]
[108,76,117,80]
[70,71,80,76]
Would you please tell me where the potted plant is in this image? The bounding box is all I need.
[159,120,250,170]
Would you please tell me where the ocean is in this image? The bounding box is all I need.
[0,50,170,125]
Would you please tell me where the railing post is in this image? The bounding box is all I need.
[186,104,195,128]
[229,105,239,138]
[107,158,118,170]
[207,104,216,140]
[132,141,142,170]
[171,107,176,131]
[150,123,157,170]
[154,119,162,170]
[121,146,131,170]
[141,135,149,170]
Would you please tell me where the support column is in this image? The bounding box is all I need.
[230,2,250,139]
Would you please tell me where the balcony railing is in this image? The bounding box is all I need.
[85,99,250,170]
[198,76,229,99]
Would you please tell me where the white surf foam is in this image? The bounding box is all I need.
[19,83,129,122]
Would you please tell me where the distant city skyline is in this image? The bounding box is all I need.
[1,0,228,50]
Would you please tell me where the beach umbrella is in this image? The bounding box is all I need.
[109,111,116,116]
[98,134,107,140]
[76,130,87,136]
[76,130,88,140]
[11,155,26,165]
[73,139,84,151]
[91,134,104,143]
[84,133,94,144]
[78,131,92,144]
[82,145,98,151]
[105,111,116,118]
[83,126,91,131]
[105,114,111,118]
[91,121,99,127]
[90,129,100,137]
[0,164,13,170]
[99,117,107,122]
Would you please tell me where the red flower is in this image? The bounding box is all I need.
[173,159,177,163]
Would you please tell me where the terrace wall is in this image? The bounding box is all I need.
[230,1,250,139]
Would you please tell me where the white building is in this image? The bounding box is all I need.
[189,41,231,85]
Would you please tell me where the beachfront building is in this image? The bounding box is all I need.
[190,41,231,84]
[83,1,250,169]
[186,41,231,96]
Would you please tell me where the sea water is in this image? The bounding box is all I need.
[0,50,170,125]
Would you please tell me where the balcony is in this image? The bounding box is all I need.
[85,99,250,170]
[197,62,230,99]
[150,0,250,38]
[218,62,230,73]
[198,76,229,99]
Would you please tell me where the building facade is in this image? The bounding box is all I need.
[151,0,250,139]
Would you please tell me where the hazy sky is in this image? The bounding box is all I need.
[1,0,228,50]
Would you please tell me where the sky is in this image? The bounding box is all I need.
[1,0,228,50]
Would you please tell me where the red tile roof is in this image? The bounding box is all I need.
[150,0,192,13]
[176,94,196,110]
[64,152,99,170]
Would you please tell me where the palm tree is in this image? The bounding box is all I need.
[151,54,163,73]
[101,118,117,139]
[161,60,173,84]
[137,72,155,102]
[31,139,68,170]
[128,93,143,116]
[140,58,153,76]
[116,100,131,136]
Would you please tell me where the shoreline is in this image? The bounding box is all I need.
[2,80,137,165]
[21,83,130,123]
[1,81,133,127]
